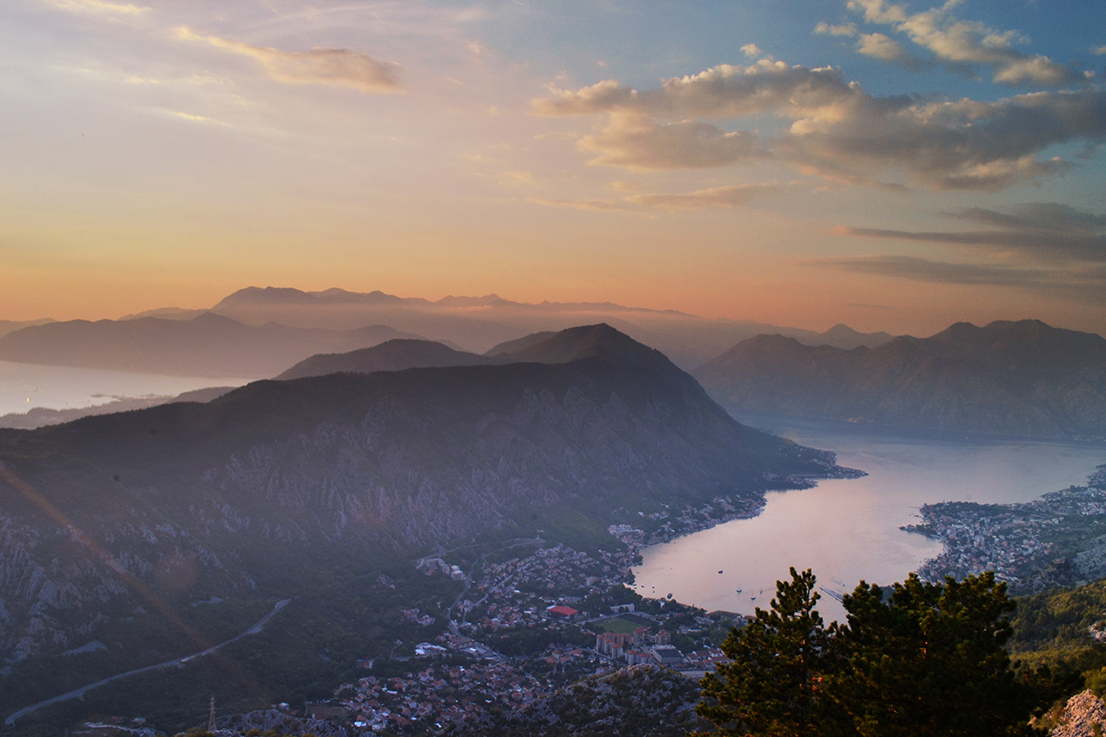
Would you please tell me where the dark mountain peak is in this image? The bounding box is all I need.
[745,333,806,348]
[275,339,485,380]
[927,320,984,343]
[190,311,246,327]
[925,319,1104,357]
[984,318,1053,332]
[485,331,558,357]
[494,323,667,369]
[710,333,818,361]
[489,324,718,404]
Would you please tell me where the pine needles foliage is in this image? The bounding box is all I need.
[696,568,1060,737]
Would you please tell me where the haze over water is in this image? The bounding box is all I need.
[633,413,1106,622]
[0,361,244,417]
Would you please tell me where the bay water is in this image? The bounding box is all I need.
[0,360,243,417]
[632,413,1106,622]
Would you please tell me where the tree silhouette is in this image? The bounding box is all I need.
[696,569,1047,737]
[695,567,836,736]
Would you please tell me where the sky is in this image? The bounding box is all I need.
[2,0,1104,336]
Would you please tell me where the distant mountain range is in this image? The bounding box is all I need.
[0,312,420,378]
[3,287,893,376]
[0,319,54,340]
[694,320,1106,440]
[209,286,895,369]
[0,325,849,673]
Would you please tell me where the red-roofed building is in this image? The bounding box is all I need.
[547,605,579,617]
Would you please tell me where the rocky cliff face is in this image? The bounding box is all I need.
[1046,690,1106,737]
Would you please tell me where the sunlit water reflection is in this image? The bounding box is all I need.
[0,360,243,416]
[633,413,1106,622]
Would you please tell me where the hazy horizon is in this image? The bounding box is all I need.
[2,0,1105,338]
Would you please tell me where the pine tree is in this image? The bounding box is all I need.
[829,572,1037,737]
[695,567,835,736]
[696,570,1050,737]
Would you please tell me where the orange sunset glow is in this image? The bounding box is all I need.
[1,0,1104,339]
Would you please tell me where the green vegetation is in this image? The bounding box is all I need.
[4,559,464,736]
[590,617,644,634]
[697,568,1062,737]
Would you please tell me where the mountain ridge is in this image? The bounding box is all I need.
[0,313,421,379]
[0,325,850,678]
[694,319,1106,440]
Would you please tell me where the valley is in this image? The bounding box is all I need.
[0,324,851,735]
[0,314,1104,736]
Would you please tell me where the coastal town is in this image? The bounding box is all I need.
[327,526,743,734]
[905,465,1106,594]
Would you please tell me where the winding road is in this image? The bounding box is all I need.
[5,598,292,727]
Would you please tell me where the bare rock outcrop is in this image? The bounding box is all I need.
[1049,690,1106,737]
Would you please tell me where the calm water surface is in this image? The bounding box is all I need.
[633,413,1106,622]
[0,361,244,416]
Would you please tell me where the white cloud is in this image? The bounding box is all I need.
[856,33,928,70]
[501,170,536,187]
[815,22,859,37]
[777,90,1106,190]
[176,28,401,92]
[535,62,860,121]
[532,183,777,212]
[577,113,759,169]
[741,44,763,58]
[1095,45,1106,56]
[534,59,1106,190]
[40,0,147,14]
[846,0,1083,85]
[626,184,777,210]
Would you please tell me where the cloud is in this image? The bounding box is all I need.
[534,60,1106,190]
[953,202,1106,233]
[780,88,1106,190]
[41,0,147,14]
[741,44,763,58]
[1095,46,1106,56]
[167,110,229,126]
[177,28,400,92]
[845,0,1084,85]
[577,113,760,169]
[533,183,777,212]
[810,254,1056,286]
[815,22,859,37]
[501,170,536,187]
[856,33,928,70]
[625,184,777,210]
[839,203,1106,262]
[534,61,861,120]
[810,254,1106,303]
